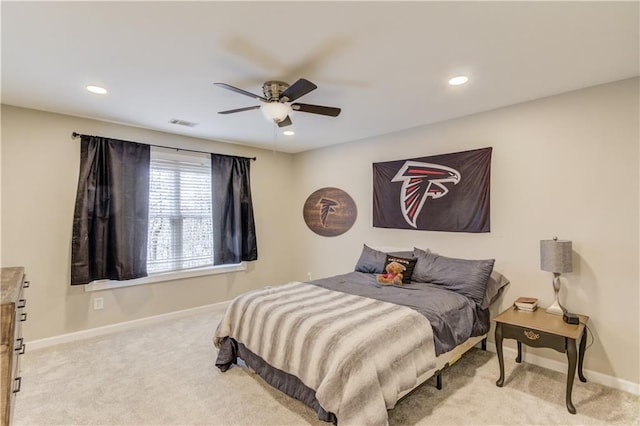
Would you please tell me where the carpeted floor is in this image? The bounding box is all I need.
[13,305,639,425]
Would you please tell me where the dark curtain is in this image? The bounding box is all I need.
[71,136,150,285]
[211,155,258,264]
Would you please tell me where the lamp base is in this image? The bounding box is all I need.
[546,299,565,315]
[546,272,566,315]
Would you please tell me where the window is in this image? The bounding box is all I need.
[147,149,213,274]
[73,134,256,291]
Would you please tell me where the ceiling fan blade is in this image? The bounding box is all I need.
[277,116,293,127]
[218,105,261,115]
[291,103,341,117]
[280,78,317,102]
[214,83,268,102]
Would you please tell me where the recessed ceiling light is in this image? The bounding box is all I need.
[448,76,469,86]
[283,130,295,136]
[86,85,108,95]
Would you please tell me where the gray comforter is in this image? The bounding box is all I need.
[309,272,490,355]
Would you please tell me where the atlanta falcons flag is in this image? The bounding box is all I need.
[373,147,492,233]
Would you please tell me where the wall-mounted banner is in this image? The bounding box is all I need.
[303,187,357,237]
[373,147,491,233]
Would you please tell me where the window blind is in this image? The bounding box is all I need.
[147,149,213,274]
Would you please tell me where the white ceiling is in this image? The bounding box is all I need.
[2,1,638,154]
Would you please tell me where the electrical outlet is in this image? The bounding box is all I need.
[93,297,104,310]
[306,272,312,281]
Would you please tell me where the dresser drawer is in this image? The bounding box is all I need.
[502,324,566,352]
[2,267,27,426]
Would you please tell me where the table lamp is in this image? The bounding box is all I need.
[540,237,573,315]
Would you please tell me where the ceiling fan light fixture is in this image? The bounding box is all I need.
[283,130,295,136]
[261,101,292,123]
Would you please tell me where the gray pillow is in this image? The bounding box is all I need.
[354,244,387,273]
[412,247,495,306]
[481,270,510,309]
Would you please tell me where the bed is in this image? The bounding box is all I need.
[213,245,509,425]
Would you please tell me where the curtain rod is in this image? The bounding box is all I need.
[71,132,257,161]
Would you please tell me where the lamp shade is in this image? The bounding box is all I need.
[540,238,573,273]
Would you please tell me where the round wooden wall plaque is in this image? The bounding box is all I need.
[303,187,357,237]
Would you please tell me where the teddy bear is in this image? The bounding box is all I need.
[376,261,406,286]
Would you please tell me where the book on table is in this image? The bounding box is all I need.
[514,296,538,311]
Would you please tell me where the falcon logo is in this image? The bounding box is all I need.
[318,197,339,227]
[392,161,461,228]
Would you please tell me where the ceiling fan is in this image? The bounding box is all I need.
[214,78,341,127]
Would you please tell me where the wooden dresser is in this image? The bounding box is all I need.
[1,267,28,426]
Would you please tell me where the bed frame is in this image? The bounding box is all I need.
[404,333,487,397]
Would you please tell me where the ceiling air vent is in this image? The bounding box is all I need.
[169,118,198,127]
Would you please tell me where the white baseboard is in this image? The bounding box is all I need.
[27,301,230,351]
[27,303,638,396]
[484,341,639,396]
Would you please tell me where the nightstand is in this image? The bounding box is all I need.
[494,307,589,414]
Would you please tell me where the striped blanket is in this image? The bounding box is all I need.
[214,281,436,426]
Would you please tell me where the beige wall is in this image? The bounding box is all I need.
[2,77,638,386]
[291,78,639,385]
[1,105,295,340]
